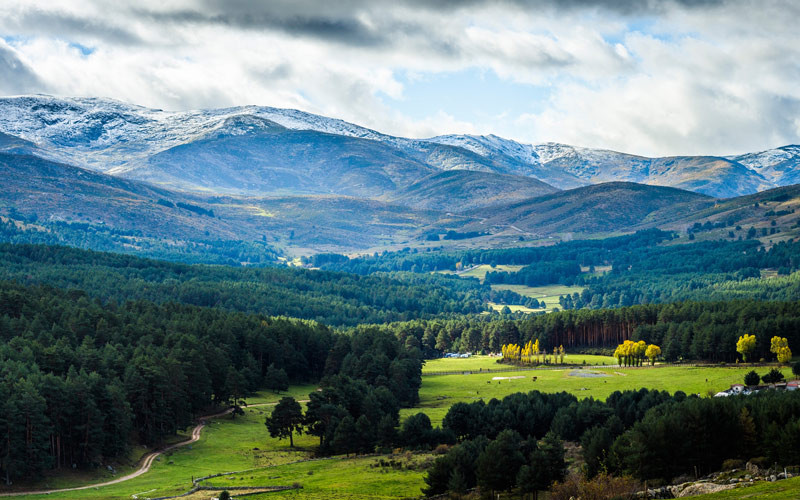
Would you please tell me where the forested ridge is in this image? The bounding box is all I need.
[312,229,800,309]
[0,280,422,483]
[0,243,517,326]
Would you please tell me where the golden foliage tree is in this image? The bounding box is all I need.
[736,334,756,363]
[770,336,790,363]
[645,344,661,365]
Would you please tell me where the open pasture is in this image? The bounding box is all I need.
[422,354,617,374]
[200,453,433,500]
[10,406,315,500]
[408,364,794,426]
[490,283,585,311]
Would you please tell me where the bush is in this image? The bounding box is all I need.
[761,368,786,384]
[721,459,745,470]
[744,370,760,386]
[793,361,800,378]
[218,491,231,500]
[550,472,639,500]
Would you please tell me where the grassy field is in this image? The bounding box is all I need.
[199,453,433,500]
[9,363,800,500]
[407,363,795,426]
[422,354,617,373]
[490,283,585,311]
[8,407,315,500]
[245,384,319,404]
[487,302,540,313]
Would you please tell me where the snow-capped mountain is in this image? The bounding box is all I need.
[732,145,800,185]
[0,95,391,171]
[0,95,797,199]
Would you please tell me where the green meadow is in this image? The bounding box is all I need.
[489,283,586,311]
[8,361,797,500]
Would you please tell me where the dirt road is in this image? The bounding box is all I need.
[0,408,233,497]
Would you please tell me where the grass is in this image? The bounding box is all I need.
[407,363,795,426]
[488,302,540,313]
[490,284,585,312]
[458,264,524,282]
[422,354,617,373]
[245,384,319,405]
[10,366,800,499]
[694,476,800,499]
[199,453,434,500]
[9,404,313,500]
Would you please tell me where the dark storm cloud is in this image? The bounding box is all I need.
[2,8,144,45]
[125,0,732,51]
[0,42,44,94]
[132,4,396,48]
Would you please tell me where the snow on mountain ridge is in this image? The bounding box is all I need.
[0,95,390,171]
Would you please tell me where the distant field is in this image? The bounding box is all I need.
[490,283,585,311]
[436,264,524,282]
[422,354,617,373]
[487,302,540,313]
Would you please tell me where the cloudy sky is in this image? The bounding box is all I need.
[1,0,798,156]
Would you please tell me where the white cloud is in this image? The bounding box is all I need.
[0,0,798,155]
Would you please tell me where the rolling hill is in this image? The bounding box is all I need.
[385,169,558,212]
[469,182,715,236]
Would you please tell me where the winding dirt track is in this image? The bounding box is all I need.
[0,408,234,497]
[1,399,310,497]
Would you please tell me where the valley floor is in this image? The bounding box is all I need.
[4,362,797,500]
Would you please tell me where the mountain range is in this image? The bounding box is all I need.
[1,95,800,258]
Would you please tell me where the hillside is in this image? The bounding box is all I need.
[385,169,558,212]
[0,144,478,257]
[113,122,437,198]
[470,182,714,236]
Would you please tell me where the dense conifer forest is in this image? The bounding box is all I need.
[0,280,423,483]
[0,243,515,326]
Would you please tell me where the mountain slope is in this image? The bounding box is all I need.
[113,119,437,197]
[0,143,471,256]
[470,182,715,235]
[2,95,797,201]
[386,169,558,212]
[733,145,800,186]
[429,135,774,197]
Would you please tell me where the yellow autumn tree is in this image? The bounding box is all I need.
[736,334,757,363]
[777,346,792,364]
[645,344,661,365]
[770,336,788,360]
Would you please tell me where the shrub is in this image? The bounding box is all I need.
[550,472,639,500]
[721,459,745,470]
[744,370,760,386]
[218,491,231,500]
[761,368,786,384]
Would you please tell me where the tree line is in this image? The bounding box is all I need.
[376,299,800,362]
